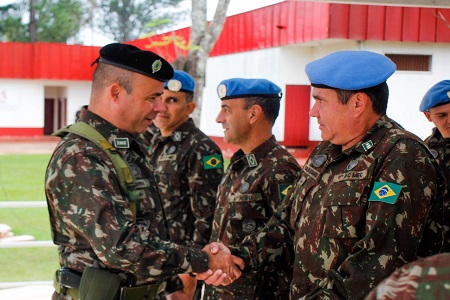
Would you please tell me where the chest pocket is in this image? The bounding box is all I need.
[228,193,267,220]
[290,176,316,229]
[322,179,369,239]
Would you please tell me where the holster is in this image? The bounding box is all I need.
[79,266,121,300]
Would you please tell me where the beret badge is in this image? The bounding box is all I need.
[218,84,227,98]
[167,79,182,92]
[152,60,162,73]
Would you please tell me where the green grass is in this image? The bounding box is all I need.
[0,154,57,282]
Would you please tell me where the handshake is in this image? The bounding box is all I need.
[196,242,245,286]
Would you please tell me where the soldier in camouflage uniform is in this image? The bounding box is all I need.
[199,51,446,299]
[146,70,224,299]
[419,80,450,252]
[45,43,243,300]
[203,78,301,300]
[366,252,450,299]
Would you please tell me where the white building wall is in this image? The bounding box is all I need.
[200,40,450,142]
[0,80,45,128]
[0,79,91,130]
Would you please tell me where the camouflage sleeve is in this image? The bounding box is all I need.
[367,253,450,299]
[264,160,301,212]
[307,138,443,299]
[187,143,223,248]
[231,181,298,274]
[47,150,209,278]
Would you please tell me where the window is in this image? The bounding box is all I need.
[385,54,431,71]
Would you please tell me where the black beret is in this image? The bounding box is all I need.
[94,43,174,82]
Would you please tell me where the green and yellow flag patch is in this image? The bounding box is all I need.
[203,154,223,170]
[369,181,402,204]
[279,183,293,200]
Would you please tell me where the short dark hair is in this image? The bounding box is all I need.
[334,82,389,115]
[185,93,194,103]
[243,96,280,125]
[92,63,134,94]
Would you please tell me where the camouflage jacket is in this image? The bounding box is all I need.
[234,115,445,300]
[45,112,209,286]
[147,118,223,248]
[366,252,450,299]
[425,128,450,252]
[425,127,450,184]
[204,136,301,300]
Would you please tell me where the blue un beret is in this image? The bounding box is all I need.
[165,70,195,94]
[305,50,396,90]
[94,43,174,82]
[419,80,450,112]
[217,78,282,100]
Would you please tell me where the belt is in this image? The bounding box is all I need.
[54,282,161,300]
[54,268,161,300]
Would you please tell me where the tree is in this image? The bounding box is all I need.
[94,0,187,42]
[172,0,231,125]
[0,0,86,43]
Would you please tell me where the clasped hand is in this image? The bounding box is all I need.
[196,242,245,286]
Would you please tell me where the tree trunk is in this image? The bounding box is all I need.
[176,0,230,126]
[29,0,37,42]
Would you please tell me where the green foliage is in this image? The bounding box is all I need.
[0,0,85,43]
[33,0,86,43]
[96,0,188,42]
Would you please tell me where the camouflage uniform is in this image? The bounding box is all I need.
[46,112,210,298]
[424,127,450,252]
[147,118,223,248]
[233,116,445,300]
[366,252,450,300]
[204,136,301,300]
[147,118,223,298]
[425,127,450,187]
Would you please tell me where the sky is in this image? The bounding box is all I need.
[0,0,283,46]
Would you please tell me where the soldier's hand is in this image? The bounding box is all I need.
[165,274,196,300]
[197,242,244,286]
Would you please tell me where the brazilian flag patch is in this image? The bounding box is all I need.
[279,183,293,200]
[203,154,223,170]
[369,181,402,204]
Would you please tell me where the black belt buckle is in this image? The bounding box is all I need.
[57,267,82,289]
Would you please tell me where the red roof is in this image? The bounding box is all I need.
[1,1,449,79]
[131,2,450,62]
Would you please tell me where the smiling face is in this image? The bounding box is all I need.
[117,73,166,134]
[424,102,450,138]
[153,89,195,136]
[215,98,251,147]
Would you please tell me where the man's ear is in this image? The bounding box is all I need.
[187,101,196,115]
[353,92,369,116]
[249,104,262,125]
[424,111,433,122]
[109,83,121,103]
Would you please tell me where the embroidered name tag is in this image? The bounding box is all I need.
[158,154,177,161]
[334,170,368,182]
[114,138,129,148]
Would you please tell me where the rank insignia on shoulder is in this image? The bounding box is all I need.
[369,181,402,204]
[203,154,223,170]
[246,154,258,167]
[362,140,374,152]
[279,183,293,200]
[114,138,129,148]
[173,132,182,142]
